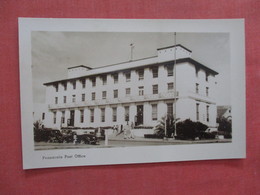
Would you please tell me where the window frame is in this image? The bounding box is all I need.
[126,88,131,97]
[167,65,174,77]
[114,89,118,98]
[124,106,129,121]
[90,109,94,123]
[138,86,144,96]
[82,94,85,101]
[112,107,117,122]
[152,67,158,78]
[102,91,107,99]
[101,108,105,122]
[91,92,95,101]
[153,84,158,94]
[152,104,158,121]
[125,71,131,82]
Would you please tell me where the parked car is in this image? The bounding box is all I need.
[34,129,63,143]
[77,134,99,145]
[61,129,74,143]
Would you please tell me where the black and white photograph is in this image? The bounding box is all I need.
[32,31,231,150]
[19,18,245,169]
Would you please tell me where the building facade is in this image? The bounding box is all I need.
[42,44,218,129]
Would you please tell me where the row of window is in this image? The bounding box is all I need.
[54,83,209,104]
[53,103,174,124]
[54,66,174,92]
[54,83,175,104]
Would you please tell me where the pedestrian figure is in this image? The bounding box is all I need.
[73,133,77,145]
[130,122,135,139]
[116,124,119,133]
[112,125,117,134]
[123,122,130,139]
[120,124,123,133]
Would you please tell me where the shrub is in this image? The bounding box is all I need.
[176,119,208,140]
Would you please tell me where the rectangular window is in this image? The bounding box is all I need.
[82,79,86,88]
[196,83,199,94]
[90,109,94,123]
[112,107,117,122]
[55,97,58,104]
[102,91,107,99]
[167,103,173,117]
[73,81,76,90]
[80,110,84,123]
[91,92,95,100]
[101,75,107,85]
[72,95,76,103]
[126,88,131,97]
[62,111,65,123]
[125,72,131,82]
[153,85,158,94]
[113,73,118,84]
[196,103,200,121]
[152,67,158,78]
[138,69,144,80]
[114,89,118,98]
[42,113,45,120]
[139,86,144,96]
[101,108,105,122]
[63,83,67,91]
[206,87,209,96]
[167,65,173,76]
[125,106,129,121]
[63,96,66,103]
[53,112,56,124]
[206,73,209,82]
[152,104,157,121]
[168,82,174,91]
[82,94,85,101]
[91,77,96,87]
[206,105,209,122]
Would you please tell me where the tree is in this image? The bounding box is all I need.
[154,115,180,138]
[33,120,43,131]
[217,117,232,138]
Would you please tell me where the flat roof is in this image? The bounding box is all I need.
[44,57,218,86]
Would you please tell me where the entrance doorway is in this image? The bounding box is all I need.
[69,110,75,126]
[136,105,143,126]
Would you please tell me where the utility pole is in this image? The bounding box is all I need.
[174,32,177,138]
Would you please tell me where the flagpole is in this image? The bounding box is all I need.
[174,32,177,137]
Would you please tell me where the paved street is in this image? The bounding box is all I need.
[34,138,231,150]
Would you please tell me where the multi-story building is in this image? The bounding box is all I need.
[42,44,218,130]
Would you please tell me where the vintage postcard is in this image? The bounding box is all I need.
[19,18,245,169]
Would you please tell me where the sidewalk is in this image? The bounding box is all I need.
[108,134,232,144]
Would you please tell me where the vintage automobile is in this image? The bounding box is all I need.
[34,129,63,143]
[76,133,99,145]
[61,129,74,143]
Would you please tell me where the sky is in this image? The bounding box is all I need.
[31,31,230,105]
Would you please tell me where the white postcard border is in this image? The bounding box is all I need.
[19,18,245,169]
